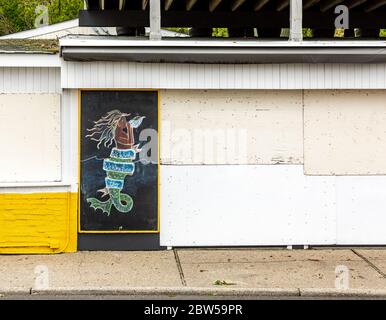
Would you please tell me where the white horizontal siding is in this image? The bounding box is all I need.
[62,61,386,90]
[0,67,61,93]
[160,165,386,246]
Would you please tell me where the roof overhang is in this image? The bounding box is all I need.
[0,39,60,67]
[60,37,386,64]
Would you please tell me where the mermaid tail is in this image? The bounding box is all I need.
[87,189,133,215]
[87,197,113,215]
[87,147,136,215]
[109,188,133,213]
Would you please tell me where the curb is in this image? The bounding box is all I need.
[2,287,386,298]
[300,288,386,298]
[0,288,30,296]
[28,287,299,297]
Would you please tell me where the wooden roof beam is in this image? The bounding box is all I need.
[142,0,149,10]
[119,0,125,10]
[231,0,247,11]
[277,0,289,11]
[303,0,320,10]
[100,0,125,10]
[344,0,367,9]
[209,0,223,12]
[186,0,198,10]
[165,0,174,10]
[365,0,386,12]
[320,0,345,12]
[253,0,270,11]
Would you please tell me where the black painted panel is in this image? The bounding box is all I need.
[80,90,159,233]
[78,233,164,251]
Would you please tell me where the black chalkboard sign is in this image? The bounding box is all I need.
[80,90,159,233]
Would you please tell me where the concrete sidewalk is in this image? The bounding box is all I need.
[1,248,386,298]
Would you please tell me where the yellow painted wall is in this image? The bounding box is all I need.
[0,192,77,254]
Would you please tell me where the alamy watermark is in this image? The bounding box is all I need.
[34,265,49,290]
[335,265,350,290]
[335,5,349,30]
[34,5,49,29]
[137,121,248,165]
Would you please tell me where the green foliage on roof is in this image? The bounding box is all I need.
[0,39,59,53]
[0,0,83,36]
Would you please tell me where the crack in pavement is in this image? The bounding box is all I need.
[352,249,386,279]
[173,249,187,287]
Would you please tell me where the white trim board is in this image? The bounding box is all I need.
[0,184,71,194]
[0,54,60,67]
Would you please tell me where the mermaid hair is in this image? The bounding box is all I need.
[86,109,129,149]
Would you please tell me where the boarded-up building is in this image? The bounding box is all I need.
[1,0,386,252]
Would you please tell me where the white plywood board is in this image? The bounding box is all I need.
[0,93,61,182]
[304,90,386,175]
[336,176,386,245]
[160,165,336,246]
[160,90,303,165]
[161,165,386,246]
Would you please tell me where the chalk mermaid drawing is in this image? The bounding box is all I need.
[85,110,145,215]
